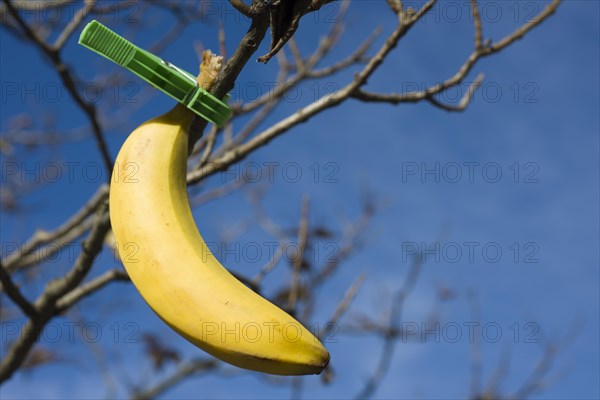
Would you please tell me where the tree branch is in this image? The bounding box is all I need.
[287,195,310,313]
[53,0,95,50]
[228,0,252,17]
[55,269,129,313]
[354,243,428,399]
[188,1,434,185]
[2,0,113,178]
[351,0,561,111]
[3,184,108,272]
[131,359,218,400]
[0,261,36,318]
[0,202,110,383]
[189,3,270,146]
[320,272,366,340]
[470,0,483,50]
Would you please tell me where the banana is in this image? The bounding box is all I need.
[109,104,329,375]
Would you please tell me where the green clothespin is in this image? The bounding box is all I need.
[78,20,231,127]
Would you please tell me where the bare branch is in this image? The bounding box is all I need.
[0,0,72,13]
[247,188,289,240]
[53,0,95,50]
[148,19,188,55]
[228,0,252,17]
[288,195,310,313]
[89,1,136,15]
[320,272,366,340]
[426,73,484,112]
[355,240,429,399]
[2,0,113,177]
[131,359,218,400]
[0,261,36,318]
[188,3,270,148]
[0,202,110,383]
[197,125,219,168]
[218,54,291,153]
[232,99,280,145]
[490,0,561,52]
[308,28,379,78]
[36,204,110,304]
[1,0,53,53]
[386,0,403,14]
[467,290,483,398]
[484,347,512,397]
[9,218,96,272]
[470,0,483,50]
[214,5,271,99]
[55,269,129,313]
[187,0,433,185]
[305,0,351,68]
[3,184,109,271]
[218,22,227,58]
[188,177,249,208]
[313,202,373,285]
[252,244,285,285]
[510,344,559,399]
[288,37,306,71]
[352,0,561,112]
[234,1,354,116]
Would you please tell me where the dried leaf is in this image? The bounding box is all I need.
[258,0,313,63]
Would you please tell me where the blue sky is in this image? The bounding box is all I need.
[1,1,599,399]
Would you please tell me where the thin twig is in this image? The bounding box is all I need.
[252,244,285,285]
[0,202,110,383]
[490,0,561,52]
[188,6,270,149]
[223,53,291,150]
[197,125,219,168]
[288,38,306,71]
[3,185,108,271]
[470,0,483,50]
[188,178,249,208]
[467,290,483,398]
[218,22,227,58]
[247,188,289,240]
[237,1,353,115]
[2,0,113,177]
[354,243,428,399]
[510,344,558,399]
[288,195,310,313]
[386,0,403,15]
[308,29,379,78]
[320,272,366,340]
[352,0,561,111]
[55,269,130,313]
[188,1,435,185]
[426,73,484,112]
[131,359,218,400]
[484,346,512,397]
[313,203,373,286]
[53,0,95,50]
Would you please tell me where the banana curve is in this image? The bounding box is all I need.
[109,104,330,375]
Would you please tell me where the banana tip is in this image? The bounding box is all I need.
[318,353,331,374]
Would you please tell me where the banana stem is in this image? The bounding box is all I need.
[197,50,223,91]
[188,50,224,151]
